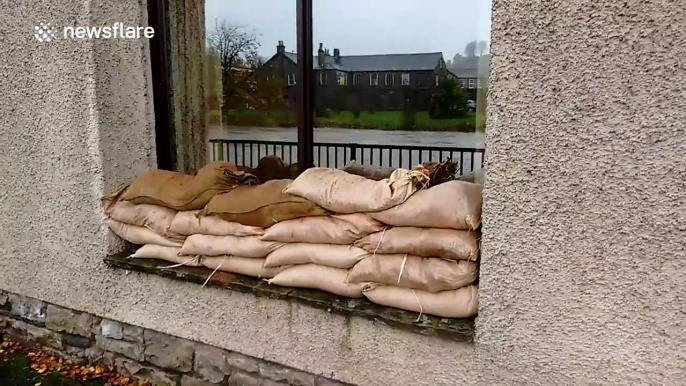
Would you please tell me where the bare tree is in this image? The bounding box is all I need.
[206,20,260,117]
[478,40,489,56]
[464,40,477,57]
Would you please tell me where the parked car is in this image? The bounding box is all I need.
[466,100,476,112]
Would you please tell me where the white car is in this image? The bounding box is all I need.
[466,100,476,112]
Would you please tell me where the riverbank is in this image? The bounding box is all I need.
[210,110,485,132]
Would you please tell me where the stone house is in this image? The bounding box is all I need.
[1,0,685,385]
[263,41,456,111]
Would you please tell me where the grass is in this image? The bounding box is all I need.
[0,353,104,386]
[216,109,481,132]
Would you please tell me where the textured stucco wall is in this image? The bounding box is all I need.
[1,0,685,385]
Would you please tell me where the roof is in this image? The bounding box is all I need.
[278,52,444,72]
[449,55,490,78]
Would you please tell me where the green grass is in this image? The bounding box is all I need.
[219,110,481,132]
[0,353,104,386]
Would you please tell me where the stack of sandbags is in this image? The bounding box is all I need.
[345,180,483,318]
[259,214,384,298]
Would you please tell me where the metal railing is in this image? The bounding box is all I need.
[209,139,485,176]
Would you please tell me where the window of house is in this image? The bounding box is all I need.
[336,71,347,86]
[435,75,439,86]
[353,73,361,85]
[287,74,296,86]
[401,73,410,86]
[469,79,475,88]
[460,79,466,88]
[370,73,379,86]
[385,73,394,86]
[319,73,327,86]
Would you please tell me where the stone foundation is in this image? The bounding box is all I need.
[0,291,349,386]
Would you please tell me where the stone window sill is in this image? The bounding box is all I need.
[104,252,475,342]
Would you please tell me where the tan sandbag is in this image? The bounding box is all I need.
[179,234,282,258]
[362,284,479,318]
[458,169,485,186]
[260,214,384,244]
[198,179,329,228]
[102,199,184,240]
[107,162,258,211]
[354,227,479,261]
[268,264,365,298]
[347,254,478,293]
[130,244,202,267]
[168,210,264,237]
[105,219,183,247]
[264,244,367,269]
[284,168,429,213]
[201,256,286,279]
[342,161,395,181]
[370,180,482,230]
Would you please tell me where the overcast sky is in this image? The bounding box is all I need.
[205,0,492,61]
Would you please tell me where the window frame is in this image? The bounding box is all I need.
[319,72,328,86]
[353,73,361,85]
[469,79,475,88]
[385,73,394,86]
[287,74,296,86]
[401,73,410,86]
[370,73,379,86]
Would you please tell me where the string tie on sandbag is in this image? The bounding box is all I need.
[372,227,388,256]
[411,289,424,322]
[203,256,227,287]
[397,254,408,285]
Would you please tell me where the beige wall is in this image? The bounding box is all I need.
[1,0,685,385]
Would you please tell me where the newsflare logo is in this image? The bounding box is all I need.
[33,21,155,42]
[34,21,56,42]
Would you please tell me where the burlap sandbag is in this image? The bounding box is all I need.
[168,210,264,237]
[347,254,478,293]
[105,219,183,247]
[130,244,202,267]
[102,199,184,240]
[342,161,395,181]
[260,214,384,244]
[284,168,428,213]
[106,162,258,211]
[198,179,329,228]
[370,180,482,230]
[355,227,479,261]
[179,234,282,258]
[268,264,365,298]
[362,284,479,318]
[264,244,367,269]
[201,256,286,279]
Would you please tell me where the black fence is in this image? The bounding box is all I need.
[209,139,485,177]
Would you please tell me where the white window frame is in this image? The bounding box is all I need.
[385,73,394,86]
[353,73,361,85]
[401,73,410,86]
[287,74,296,86]
[469,79,475,89]
[319,72,327,86]
[460,79,466,88]
[370,73,379,86]
[336,71,347,86]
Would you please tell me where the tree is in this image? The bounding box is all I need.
[429,78,469,119]
[478,40,489,56]
[464,40,477,57]
[206,20,259,117]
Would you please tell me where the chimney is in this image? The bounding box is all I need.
[333,48,340,64]
[317,43,325,67]
[276,40,285,54]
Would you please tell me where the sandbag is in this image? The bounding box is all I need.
[268,264,365,298]
[168,210,264,237]
[362,284,479,318]
[198,179,329,228]
[347,254,478,293]
[458,169,485,186]
[105,219,183,247]
[235,155,291,184]
[284,168,428,213]
[264,244,367,269]
[342,161,395,181]
[201,256,286,279]
[106,162,258,211]
[102,199,184,240]
[179,234,282,258]
[354,227,480,261]
[260,214,384,244]
[370,180,482,230]
[130,244,202,267]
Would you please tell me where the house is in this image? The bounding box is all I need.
[449,54,490,100]
[262,41,457,111]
